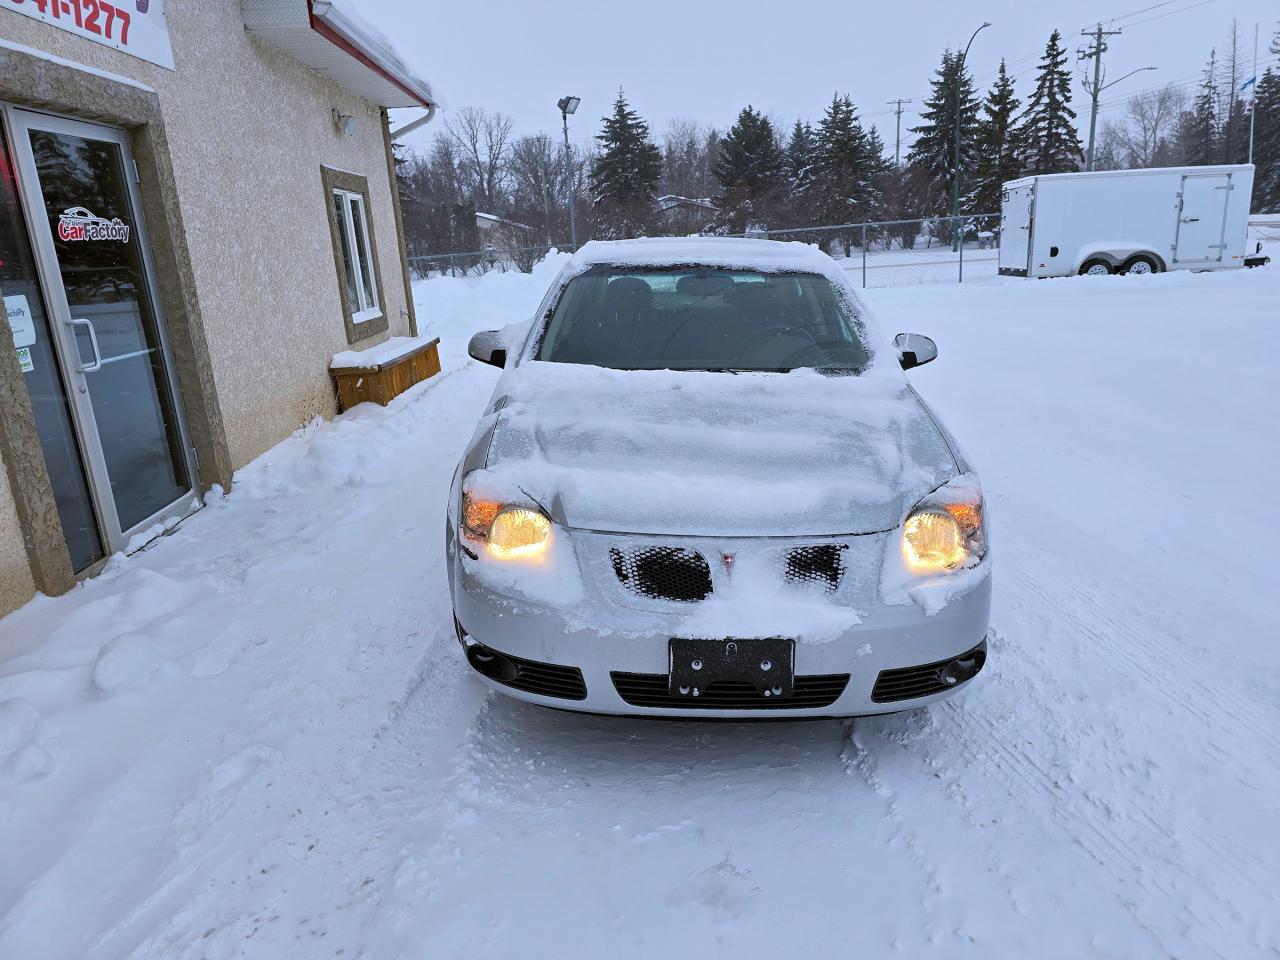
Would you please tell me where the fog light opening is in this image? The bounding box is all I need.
[940,651,984,687]
[466,643,519,682]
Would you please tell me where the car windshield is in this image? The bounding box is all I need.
[535,266,870,372]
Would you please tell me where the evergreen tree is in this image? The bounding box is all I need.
[713,106,786,231]
[1016,31,1083,175]
[1252,66,1280,212]
[1185,50,1220,166]
[590,90,662,238]
[970,61,1022,215]
[906,50,979,215]
[783,120,819,227]
[813,94,880,228]
[862,125,893,220]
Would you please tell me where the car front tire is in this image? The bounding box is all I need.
[1079,258,1113,277]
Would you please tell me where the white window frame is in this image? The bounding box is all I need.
[332,188,381,324]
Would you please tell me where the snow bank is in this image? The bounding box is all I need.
[412,251,571,371]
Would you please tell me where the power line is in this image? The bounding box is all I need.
[1120,0,1218,29]
[1095,52,1280,110]
[1104,0,1182,27]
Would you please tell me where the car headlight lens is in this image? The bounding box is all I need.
[461,491,552,561]
[488,508,552,559]
[903,510,967,570]
[901,476,986,574]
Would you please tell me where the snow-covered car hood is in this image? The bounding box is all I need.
[472,361,957,538]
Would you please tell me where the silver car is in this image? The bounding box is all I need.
[446,238,990,718]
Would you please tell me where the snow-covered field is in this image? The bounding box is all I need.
[835,244,998,287]
[1,250,1278,958]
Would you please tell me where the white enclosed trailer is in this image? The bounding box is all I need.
[998,164,1255,278]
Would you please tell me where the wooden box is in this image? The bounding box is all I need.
[330,337,441,412]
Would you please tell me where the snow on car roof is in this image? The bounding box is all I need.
[567,236,840,273]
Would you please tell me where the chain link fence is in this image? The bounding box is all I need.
[407,214,1003,289]
[408,243,560,280]
[757,214,1001,288]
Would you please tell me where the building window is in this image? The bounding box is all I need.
[332,188,380,323]
[320,166,388,345]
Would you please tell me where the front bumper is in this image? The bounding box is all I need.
[449,525,992,718]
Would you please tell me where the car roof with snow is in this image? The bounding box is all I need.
[567,236,837,273]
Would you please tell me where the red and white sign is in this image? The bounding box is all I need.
[58,207,130,243]
[2,0,173,70]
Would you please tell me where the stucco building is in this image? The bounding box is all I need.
[0,0,438,615]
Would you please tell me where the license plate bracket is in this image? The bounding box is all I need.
[668,638,795,699]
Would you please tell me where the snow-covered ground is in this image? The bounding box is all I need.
[828,242,998,287]
[1,250,1278,958]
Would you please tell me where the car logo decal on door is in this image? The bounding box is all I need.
[57,207,130,243]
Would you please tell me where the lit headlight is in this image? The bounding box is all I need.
[488,508,552,559]
[902,475,986,574]
[462,492,552,561]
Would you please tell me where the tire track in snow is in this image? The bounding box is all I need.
[1001,560,1278,896]
[840,720,946,906]
[944,591,1248,959]
[936,699,1234,960]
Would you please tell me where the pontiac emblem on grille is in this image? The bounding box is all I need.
[721,552,736,574]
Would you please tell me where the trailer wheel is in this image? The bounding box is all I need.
[1079,259,1113,276]
[1121,255,1159,275]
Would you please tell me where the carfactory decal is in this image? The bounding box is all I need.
[57,207,131,243]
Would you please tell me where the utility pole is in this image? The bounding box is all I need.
[1248,22,1259,163]
[886,98,913,166]
[1079,23,1122,172]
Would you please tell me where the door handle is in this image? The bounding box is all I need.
[1181,217,1200,223]
[67,318,102,373]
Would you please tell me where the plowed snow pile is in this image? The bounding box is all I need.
[1,250,1277,959]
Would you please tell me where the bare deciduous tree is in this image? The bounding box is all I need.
[508,134,587,245]
[1098,85,1187,168]
[447,106,514,213]
[658,119,718,200]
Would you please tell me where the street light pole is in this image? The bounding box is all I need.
[557,95,581,251]
[952,21,991,251]
[1086,65,1159,169]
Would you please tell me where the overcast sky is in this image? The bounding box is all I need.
[369,0,1280,155]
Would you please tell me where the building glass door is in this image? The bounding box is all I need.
[3,107,196,566]
[0,119,106,571]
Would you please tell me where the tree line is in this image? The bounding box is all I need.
[396,21,1280,257]
[1096,20,1280,209]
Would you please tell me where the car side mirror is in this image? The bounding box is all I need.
[894,332,938,370]
[468,330,507,368]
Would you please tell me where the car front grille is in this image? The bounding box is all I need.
[871,641,988,703]
[611,672,850,710]
[505,656,588,700]
[610,546,713,602]
[465,644,588,700]
[784,544,845,590]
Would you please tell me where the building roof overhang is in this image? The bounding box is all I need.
[242,0,438,110]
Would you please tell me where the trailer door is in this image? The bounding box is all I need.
[999,181,1034,274]
[1174,172,1232,264]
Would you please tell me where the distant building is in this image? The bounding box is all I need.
[656,195,718,236]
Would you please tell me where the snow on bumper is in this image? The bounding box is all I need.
[448,525,991,718]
